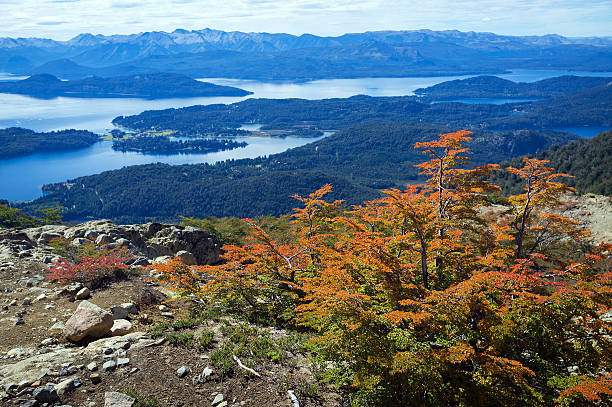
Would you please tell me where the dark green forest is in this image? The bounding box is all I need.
[112,136,247,154]
[0,72,251,99]
[495,130,612,195]
[27,124,578,223]
[414,75,612,99]
[113,80,612,135]
[0,127,100,159]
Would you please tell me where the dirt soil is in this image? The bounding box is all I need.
[0,260,344,407]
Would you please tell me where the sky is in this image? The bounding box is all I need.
[1,0,611,40]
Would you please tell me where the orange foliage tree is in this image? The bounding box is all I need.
[155,131,611,406]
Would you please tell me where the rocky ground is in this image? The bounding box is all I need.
[0,194,609,407]
[560,193,612,244]
[0,221,343,407]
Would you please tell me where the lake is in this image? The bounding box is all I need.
[1,134,330,202]
[1,69,611,202]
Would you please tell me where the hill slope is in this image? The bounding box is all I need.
[25,124,576,222]
[496,130,612,195]
[414,75,612,99]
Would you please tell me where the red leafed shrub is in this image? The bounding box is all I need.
[46,251,131,287]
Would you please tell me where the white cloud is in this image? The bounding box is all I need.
[0,0,609,40]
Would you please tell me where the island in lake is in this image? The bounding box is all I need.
[0,72,252,99]
[112,135,247,154]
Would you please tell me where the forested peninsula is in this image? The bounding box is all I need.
[414,75,612,99]
[0,127,100,159]
[0,73,252,99]
[111,136,247,154]
[113,78,612,134]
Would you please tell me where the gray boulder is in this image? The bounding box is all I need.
[110,319,133,336]
[64,301,114,342]
[33,385,59,403]
[176,250,197,265]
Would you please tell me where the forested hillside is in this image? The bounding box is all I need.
[0,73,251,98]
[113,81,612,134]
[414,75,612,99]
[490,82,612,129]
[27,124,576,222]
[496,130,612,195]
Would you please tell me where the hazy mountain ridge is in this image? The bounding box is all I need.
[2,28,611,80]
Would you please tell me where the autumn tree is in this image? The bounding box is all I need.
[153,131,611,407]
[505,158,581,259]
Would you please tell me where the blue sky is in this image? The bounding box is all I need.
[1,0,611,40]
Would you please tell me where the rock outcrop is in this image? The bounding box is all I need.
[0,220,222,266]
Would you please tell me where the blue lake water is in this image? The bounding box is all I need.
[1,134,329,202]
[1,69,611,202]
[553,127,611,139]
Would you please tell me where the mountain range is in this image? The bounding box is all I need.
[2,28,612,80]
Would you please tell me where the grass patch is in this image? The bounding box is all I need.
[148,322,170,338]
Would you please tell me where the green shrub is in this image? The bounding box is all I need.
[199,330,215,349]
[210,343,234,375]
[165,332,194,348]
[124,388,160,407]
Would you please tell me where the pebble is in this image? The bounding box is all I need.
[17,400,38,407]
[202,367,213,378]
[4,382,18,393]
[14,316,24,326]
[75,287,91,300]
[41,338,55,346]
[104,391,135,407]
[117,357,130,368]
[17,380,33,390]
[102,360,116,372]
[192,375,202,385]
[176,365,191,377]
[87,362,98,371]
[55,378,76,396]
[212,393,224,406]
[90,373,101,384]
[161,312,174,318]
